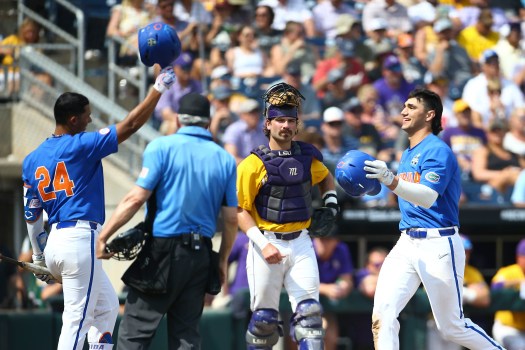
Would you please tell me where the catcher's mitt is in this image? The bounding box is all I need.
[308,207,337,238]
[262,82,305,107]
[106,222,149,261]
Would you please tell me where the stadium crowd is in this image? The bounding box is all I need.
[2,0,525,349]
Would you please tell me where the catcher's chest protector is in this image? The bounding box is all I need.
[252,142,321,223]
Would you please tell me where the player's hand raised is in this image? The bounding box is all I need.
[153,66,176,94]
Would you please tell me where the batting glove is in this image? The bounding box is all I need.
[153,66,176,94]
[364,160,395,186]
[32,254,55,284]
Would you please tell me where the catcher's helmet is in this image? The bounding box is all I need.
[335,150,381,197]
[138,22,181,68]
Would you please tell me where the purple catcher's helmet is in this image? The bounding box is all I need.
[138,22,181,68]
[336,150,381,197]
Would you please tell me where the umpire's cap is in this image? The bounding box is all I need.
[179,93,210,118]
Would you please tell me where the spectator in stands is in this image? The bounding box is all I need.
[494,22,524,82]
[424,74,455,128]
[491,238,525,349]
[206,0,251,67]
[312,0,358,40]
[173,0,212,26]
[320,68,352,111]
[471,118,524,203]
[395,32,426,85]
[362,18,395,75]
[106,0,153,61]
[312,39,369,99]
[313,229,354,350]
[457,7,499,61]
[152,0,197,53]
[269,21,316,81]
[320,106,359,172]
[427,17,473,100]
[258,0,316,37]
[412,5,440,67]
[222,98,266,164]
[0,18,52,95]
[209,85,238,143]
[277,60,321,131]
[225,25,267,79]
[427,234,492,350]
[153,52,202,134]
[373,54,416,146]
[441,99,487,182]
[504,108,525,157]
[223,232,250,315]
[253,5,282,58]
[462,49,525,129]
[333,14,375,74]
[511,170,525,208]
[355,247,388,299]
[449,0,509,32]
[362,0,412,38]
[342,97,391,162]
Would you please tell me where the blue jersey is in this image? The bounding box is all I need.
[22,126,118,225]
[397,134,461,230]
[136,126,238,238]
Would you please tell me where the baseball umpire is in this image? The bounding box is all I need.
[96,93,238,350]
[236,82,339,350]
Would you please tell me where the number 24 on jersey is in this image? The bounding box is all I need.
[35,161,75,201]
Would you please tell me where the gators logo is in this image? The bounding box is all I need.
[425,172,440,183]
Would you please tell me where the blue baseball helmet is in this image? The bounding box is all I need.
[335,150,381,197]
[138,22,181,68]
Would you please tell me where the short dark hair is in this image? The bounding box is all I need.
[54,92,89,125]
[408,88,443,135]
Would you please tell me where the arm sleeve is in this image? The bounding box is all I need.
[23,186,47,256]
[393,178,439,208]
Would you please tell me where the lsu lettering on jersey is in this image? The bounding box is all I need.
[396,134,461,230]
[22,126,118,225]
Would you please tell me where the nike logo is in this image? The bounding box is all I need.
[438,253,449,259]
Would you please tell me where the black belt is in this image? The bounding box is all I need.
[56,221,99,230]
[269,230,302,241]
[406,228,456,239]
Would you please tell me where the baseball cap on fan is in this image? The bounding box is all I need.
[323,106,344,123]
[517,239,525,256]
[173,52,193,70]
[382,55,402,72]
[479,49,499,64]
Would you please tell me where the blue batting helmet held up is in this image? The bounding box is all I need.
[336,150,381,197]
[138,22,181,68]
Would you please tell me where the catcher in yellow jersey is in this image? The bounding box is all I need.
[236,82,338,350]
[491,239,525,349]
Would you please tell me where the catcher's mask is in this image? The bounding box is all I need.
[262,82,305,119]
[106,223,149,261]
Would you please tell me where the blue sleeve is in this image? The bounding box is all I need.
[223,155,238,207]
[418,146,456,196]
[136,139,163,191]
[78,125,118,161]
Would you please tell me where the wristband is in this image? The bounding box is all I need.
[246,226,270,251]
[463,286,477,303]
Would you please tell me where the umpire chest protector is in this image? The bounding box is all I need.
[253,141,323,223]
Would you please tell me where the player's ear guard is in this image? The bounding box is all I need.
[335,150,381,197]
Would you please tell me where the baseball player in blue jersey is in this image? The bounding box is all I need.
[21,67,176,350]
[363,88,504,350]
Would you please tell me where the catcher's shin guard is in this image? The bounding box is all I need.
[246,309,282,349]
[291,299,324,350]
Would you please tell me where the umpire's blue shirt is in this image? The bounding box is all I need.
[136,126,237,238]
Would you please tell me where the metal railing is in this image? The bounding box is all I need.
[17,0,85,79]
[19,48,160,176]
[106,35,148,104]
